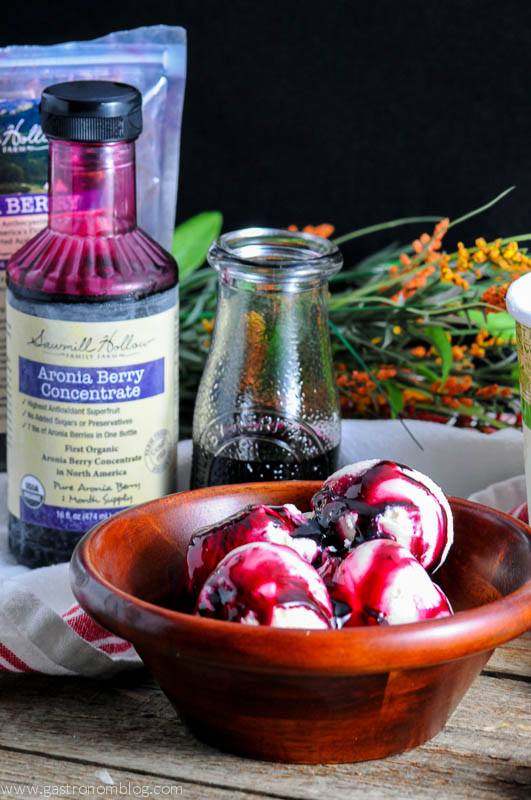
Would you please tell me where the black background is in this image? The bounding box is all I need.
[3,0,531,259]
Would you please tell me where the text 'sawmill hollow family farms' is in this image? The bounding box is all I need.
[0,25,186,472]
[7,82,179,567]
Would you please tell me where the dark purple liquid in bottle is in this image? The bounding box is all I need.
[191,443,339,487]
[7,137,178,567]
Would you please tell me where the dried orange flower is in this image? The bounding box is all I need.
[481,283,509,311]
[376,366,397,380]
[476,384,499,399]
[403,388,430,404]
[476,330,495,348]
[431,375,473,395]
[469,343,486,358]
[395,218,449,281]
[392,265,435,302]
[440,262,470,290]
[442,396,461,409]
[288,223,335,238]
[451,345,466,361]
[463,238,531,275]
[336,370,380,415]
[304,217,526,428]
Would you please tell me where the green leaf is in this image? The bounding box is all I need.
[484,311,516,340]
[424,325,453,381]
[415,363,441,383]
[383,381,404,418]
[467,309,484,327]
[467,309,516,342]
[172,211,223,279]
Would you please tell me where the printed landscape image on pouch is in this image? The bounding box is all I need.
[0,99,49,442]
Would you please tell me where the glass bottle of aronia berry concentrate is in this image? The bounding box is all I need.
[7,81,178,567]
[191,228,342,487]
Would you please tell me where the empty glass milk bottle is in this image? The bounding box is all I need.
[191,228,343,487]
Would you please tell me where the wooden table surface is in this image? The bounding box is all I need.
[0,633,529,799]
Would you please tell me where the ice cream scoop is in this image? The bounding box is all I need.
[312,459,453,572]
[330,538,453,628]
[187,504,318,596]
[195,541,334,629]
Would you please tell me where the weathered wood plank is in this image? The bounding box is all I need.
[484,632,531,678]
[0,655,529,800]
[0,749,259,799]
[0,743,525,800]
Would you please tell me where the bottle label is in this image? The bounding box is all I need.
[0,99,49,435]
[7,288,178,533]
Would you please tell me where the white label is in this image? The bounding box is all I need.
[7,289,178,533]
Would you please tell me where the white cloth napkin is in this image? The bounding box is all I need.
[0,420,526,676]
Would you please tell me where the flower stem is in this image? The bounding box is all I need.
[448,187,515,229]
[332,216,443,246]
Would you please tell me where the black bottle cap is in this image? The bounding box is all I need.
[40,80,142,143]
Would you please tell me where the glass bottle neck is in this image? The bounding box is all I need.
[208,227,343,292]
[48,139,137,236]
[218,277,332,306]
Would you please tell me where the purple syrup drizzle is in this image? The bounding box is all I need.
[195,542,333,627]
[330,539,452,628]
[308,461,448,569]
[187,504,311,597]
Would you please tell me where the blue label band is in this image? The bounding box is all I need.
[19,356,165,404]
[0,193,48,217]
[20,500,125,533]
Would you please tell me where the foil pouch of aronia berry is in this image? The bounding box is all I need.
[6,80,180,568]
[0,25,186,472]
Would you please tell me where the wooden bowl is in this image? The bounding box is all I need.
[70,482,531,764]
